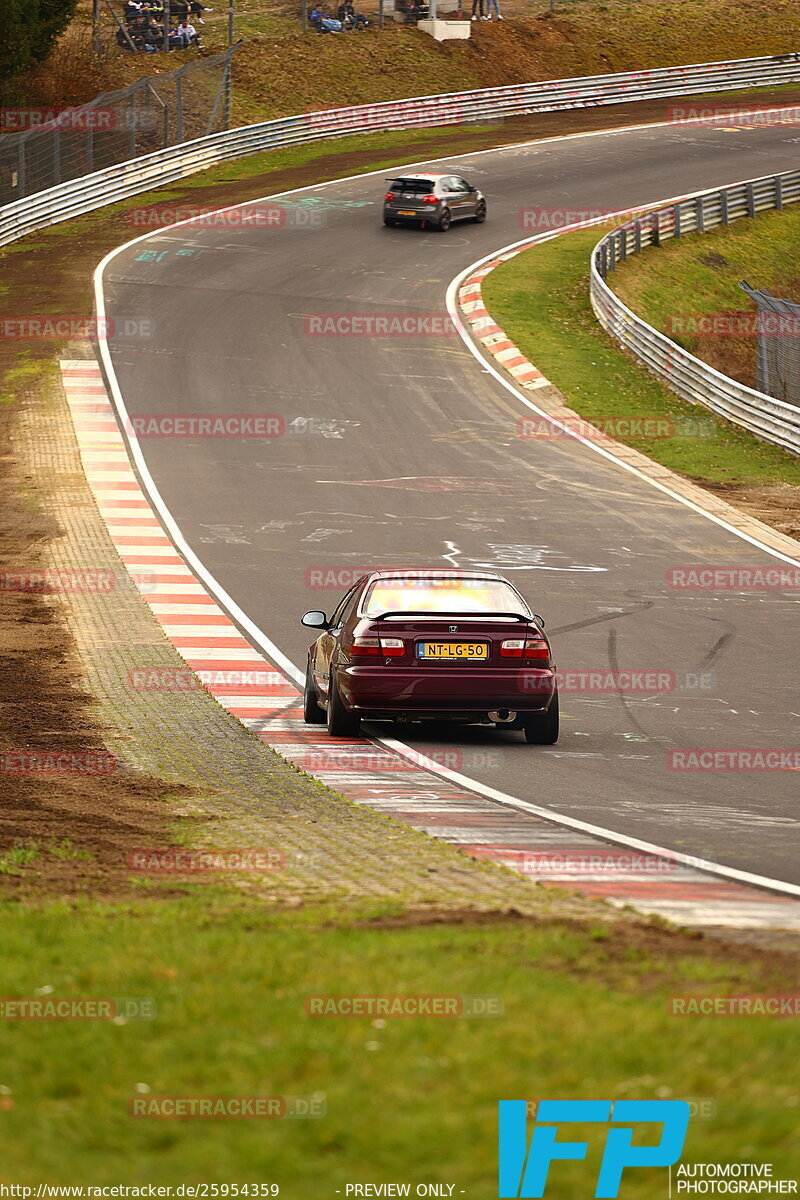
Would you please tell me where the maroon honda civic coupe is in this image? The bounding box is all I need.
[301,569,558,744]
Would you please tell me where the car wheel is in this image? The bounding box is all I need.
[436,207,452,232]
[523,693,559,744]
[473,201,487,223]
[303,662,325,724]
[326,672,361,738]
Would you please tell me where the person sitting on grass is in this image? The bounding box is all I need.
[337,1,369,27]
[176,16,201,46]
[310,6,342,31]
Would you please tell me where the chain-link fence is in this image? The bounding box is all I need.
[0,45,238,206]
[739,281,800,407]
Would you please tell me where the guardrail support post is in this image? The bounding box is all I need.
[176,72,184,144]
[608,238,616,273]
[129,92,137,159]
[775,175,783,210]
[746,181,756,217]
[618,228,627,262]
[652,210,660,247]
[674,204,681,238]
[17,140,26,199]
[695,195,704,232]
[720,191,729,226]
[634,220,641,254]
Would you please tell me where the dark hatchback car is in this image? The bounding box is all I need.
[301,569,558,744]
[383,173,486,232]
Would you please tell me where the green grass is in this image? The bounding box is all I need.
[482,227,800,485]
[610,203,800,393]
[0,897,796,1185]
[0,843,41,875]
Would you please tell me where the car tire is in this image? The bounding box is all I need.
[523,693,559,744]
[436,208,452,232]
[303,662,325,724]
[473,201,487,223]
[326,671,361,738]
[383,217,396,226]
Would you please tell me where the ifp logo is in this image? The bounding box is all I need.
[498,1099,690,1197]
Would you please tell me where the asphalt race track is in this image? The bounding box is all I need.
[99,117,800,887]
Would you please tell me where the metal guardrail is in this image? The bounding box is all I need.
[590,171,800,456]
[2,53,800,249]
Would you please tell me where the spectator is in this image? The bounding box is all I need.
[486,0,502,16]
[310,6,342,30]
[145,15,164,46]
[176,16,201,44]
[189,0,212,21]
[338,1,369,27]
[471,0,488,18]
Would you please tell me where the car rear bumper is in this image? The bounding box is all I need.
[384,203,440,221]
[338,664,557,714]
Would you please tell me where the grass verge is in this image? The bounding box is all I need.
[0,898,797,1184]
[481,227,800,490]
[610,203,800,394]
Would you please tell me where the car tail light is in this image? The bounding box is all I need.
[352,637,381,657]
[384,191,395,201]
[380,637,405,657]
[500,638,550,662]
[421,194,437,204]
[351,637,405,658]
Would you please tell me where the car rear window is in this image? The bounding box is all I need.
[362,577,530,616]
[388,179,435,194]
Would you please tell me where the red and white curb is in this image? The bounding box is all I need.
[458,258,551,390]
[62,359,800,930]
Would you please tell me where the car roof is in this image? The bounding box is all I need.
[386,173,448,180]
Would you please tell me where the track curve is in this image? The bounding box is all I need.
[98,116,800,886]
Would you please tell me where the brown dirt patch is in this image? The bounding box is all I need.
[0,409,199,901]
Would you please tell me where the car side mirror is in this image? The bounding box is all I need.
[533,613,545,628]
[302,610,329,629]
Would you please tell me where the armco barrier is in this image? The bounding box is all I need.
[2,54,800,247]
[590,171,800,455]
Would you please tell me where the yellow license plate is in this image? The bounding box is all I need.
[418,642,488,660]
[398,210,416,216]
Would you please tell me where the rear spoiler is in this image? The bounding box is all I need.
[374,610,531,622]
